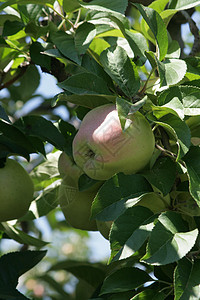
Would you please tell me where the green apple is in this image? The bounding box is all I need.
[58,152,102,231]
[0,158,34,222]
[58,152,83,186]
[73,104,155,180]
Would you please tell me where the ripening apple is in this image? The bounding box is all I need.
[0,158,34,222]
[58,152,102,231]
[73,104,155,180]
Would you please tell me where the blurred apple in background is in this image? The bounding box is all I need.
[73,104,155,180]
[58,152,102,231]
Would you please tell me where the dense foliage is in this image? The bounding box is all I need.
[0,0,200,299]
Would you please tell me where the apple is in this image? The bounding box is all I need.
[73,104,155,180]
[58,152,83,186]
[58,152,102,231]
[0,158,34,222]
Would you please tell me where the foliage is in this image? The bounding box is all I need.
[0,0,200,299]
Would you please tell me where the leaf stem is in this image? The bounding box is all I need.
[139,67,156,95]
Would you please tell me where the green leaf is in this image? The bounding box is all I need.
[91,173,153,221]
[166,40,181,59]
[50,31,81,64]
[142,211,198,265]
[8,65,40,102]
[56,93,114,109]
[0,0,54,11]
[0,120,36,155]
[184,57,200,81]
[155,58,187,87]
[0,135,30,160]
[18,4,45,24]
[143,156,177,196]
[169,0,200,10]
[116,97,146,130]
[30,151,60,191]
[0,104,11,123]
[133,3,168,61]
[58,72,112,95]
[131,289,166,300]
[81,0,128,14]
[0,288,28,299]
[75,22,96,55]
[63,0,81,13]
[0,250,46,293]
[2,20,24,36]
[183,146,200,206]
[22,181,60,220]
[100,267,152,295]
[158,86,200,117]
[50,260,106,288]
[100,45,140,98]
[15,115,67,151]
[123,29,148,65]
[30,41,51,70]
[150,113,191,160]
[1,223,48,248]
[174,258,200,300]
[110,206,155,261]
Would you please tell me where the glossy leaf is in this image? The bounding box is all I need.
[100,45,140,98]
[150,113,191,160]
[63,0,81,13]
[183,146,200,206]
[1,223,49,248]
[110,206,155,261]
[100,267,152,295]
[155,58,187,87]
[143,156,177,196]
[2,20,24,36]
[58,72,112,95]
[56,93,114,109]
[142,211,198,265]
[174,258,200,300]
[169,0,200,10]
[50,31,81,64]
[81,0,128,14]
[50,260,106,288]
[0,250,47,297]
[0,105,11,123]
[91,173,153,221]
[133,3,168,61]
[158,86,200,117]
[15,115,67,151]
[75,22,96,55]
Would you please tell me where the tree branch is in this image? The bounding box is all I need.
[0,64,28,91]
[181,10,200,56]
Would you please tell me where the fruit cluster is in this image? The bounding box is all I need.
[58,104,155,238]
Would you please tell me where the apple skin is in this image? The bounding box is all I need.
[0,158,34,222]
[58,152,102,231]
[73,104,155,180]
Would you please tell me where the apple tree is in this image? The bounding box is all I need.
[0,0,200,299]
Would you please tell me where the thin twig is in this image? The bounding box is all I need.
[0,64,28,91]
